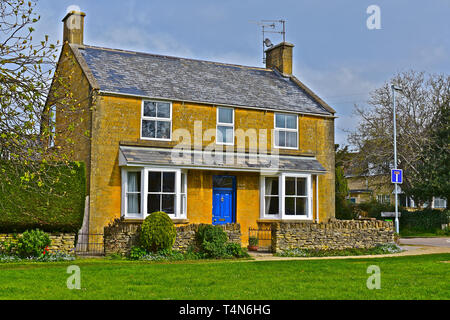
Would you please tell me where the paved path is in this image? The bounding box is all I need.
[399,237,450,248]
[248,239,450,262]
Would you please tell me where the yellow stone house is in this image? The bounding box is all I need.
[49,11,336,245]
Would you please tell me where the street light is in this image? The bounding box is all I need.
[391,84,403,234]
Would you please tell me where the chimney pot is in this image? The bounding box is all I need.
[265,42,294,75]
[62,11,86,45]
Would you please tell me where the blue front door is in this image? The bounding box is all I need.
[212,176,235,225]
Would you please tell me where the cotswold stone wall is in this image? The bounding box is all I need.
[0,233,76,254]
[272,220,394,253]
[104,219,242,256]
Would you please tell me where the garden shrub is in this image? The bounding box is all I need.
[195,224,228,258]
[225,242,249,258]
[129,246,148,260]
[0,161,86,233]
[248,236,258,247]
[16,229,51,258]
[140,212,176,253]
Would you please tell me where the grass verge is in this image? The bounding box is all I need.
[0,253,449,300]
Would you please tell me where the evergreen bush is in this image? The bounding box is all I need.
[140,212,176,253]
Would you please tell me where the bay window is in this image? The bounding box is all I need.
[122,168,187,219]
[261,173,312,220]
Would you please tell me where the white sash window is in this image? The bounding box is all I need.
[122,168,187,220]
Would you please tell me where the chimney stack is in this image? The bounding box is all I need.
[265,42,294,75]
[62,11,86,45]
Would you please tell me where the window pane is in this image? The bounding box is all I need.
[276,131,286,147]
[148,172,161,192]
[181,194,186,215]
[218,108,233,124]
[143,101,157,117]
[157,103,171,118]
[217,126,233,144]
[285,197,295,215]
[286,177,296,195]
[265,196,279,215]
[296,198,307,215]
[275,114,285,128]
[162,194,175,214]
[156,121,171,139]
[127,172,141,192]
[213,176,233,188]
[286,115,297,129]
[127,194,140,214]
[265,177,278,196]
[163,172,175,193]
[286,131,297,148]
[142,120,156,138]
[181,173,186,193]
[147,194,161,214]
[296,178,307,196]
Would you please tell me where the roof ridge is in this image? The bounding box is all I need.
[79,44,271,72]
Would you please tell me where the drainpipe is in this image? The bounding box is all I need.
[316,175,319,223]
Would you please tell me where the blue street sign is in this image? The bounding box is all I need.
[391,169,403,184]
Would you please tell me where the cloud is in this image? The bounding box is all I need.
[295,64,384,145]
[96,27,194,57]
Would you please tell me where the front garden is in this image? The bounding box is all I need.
[0,254,448,300]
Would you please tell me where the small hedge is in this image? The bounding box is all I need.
[140,211,177,252]
[400,209,449,233]
[0,161,86,233]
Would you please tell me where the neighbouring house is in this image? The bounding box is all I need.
[47,11,337,246]
[345,158,447,210]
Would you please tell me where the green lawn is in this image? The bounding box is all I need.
[0,254,449,300]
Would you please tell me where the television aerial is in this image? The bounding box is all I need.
[250,20,286,64]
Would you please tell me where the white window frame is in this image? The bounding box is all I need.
[377,194,390,204]
[121,167,187,220]
[433,197,447,209]
[121,168,145,219]
[216,107,235,146]
[140,100,173,141]
[260,175,281,220]
[273,113,298,150]
[281,173,312,220]
[260,173,313,221]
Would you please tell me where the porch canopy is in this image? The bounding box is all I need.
[119,146,327,174]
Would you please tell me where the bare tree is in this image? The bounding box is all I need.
[348,71,449,205]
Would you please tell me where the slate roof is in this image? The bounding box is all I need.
[72,44,334,115]
[119,146,327,174]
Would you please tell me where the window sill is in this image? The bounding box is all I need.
[122,217,189,224]
[257,218,314,224]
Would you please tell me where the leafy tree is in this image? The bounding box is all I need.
[334,144,354,219]
[408,100,449,207]
[0,1,85,215]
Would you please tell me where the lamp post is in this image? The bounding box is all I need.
[391,84,402,234]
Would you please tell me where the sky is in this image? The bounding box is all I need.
[31,0,450,146]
